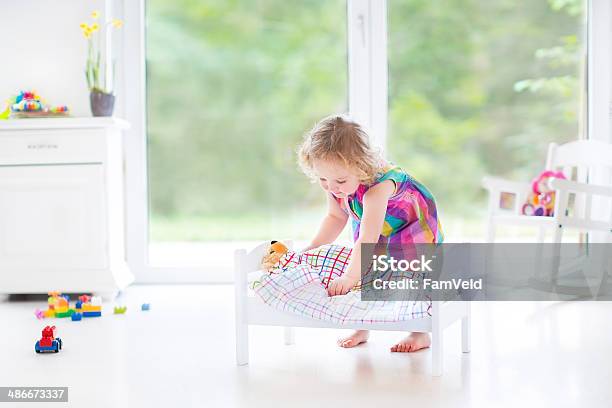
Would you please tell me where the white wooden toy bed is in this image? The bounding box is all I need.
[234,241,471,376]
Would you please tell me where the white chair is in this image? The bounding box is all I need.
[483,140,612,244]
[483,140,612,296]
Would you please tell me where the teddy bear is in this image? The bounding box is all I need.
[261,240,290,273]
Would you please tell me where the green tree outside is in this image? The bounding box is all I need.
[146,0,584,241]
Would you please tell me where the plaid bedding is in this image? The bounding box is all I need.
[253,245,431,324]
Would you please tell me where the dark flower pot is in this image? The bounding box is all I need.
[90,90,115,117]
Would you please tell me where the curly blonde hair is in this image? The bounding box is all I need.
[298,115,384,185]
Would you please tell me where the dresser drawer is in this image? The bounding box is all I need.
[0,164,107,270]
[0,129,105,165]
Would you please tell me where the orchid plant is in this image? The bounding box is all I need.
[80,10,123,94]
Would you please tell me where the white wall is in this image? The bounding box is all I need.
[0,0,121,117]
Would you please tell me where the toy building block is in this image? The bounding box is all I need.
[71,312,82,321]
[141,303,150,311]
[35,325,62,353]
[78,295,91,304]
[75,294,103,315]
[55,309,75,318]
[113,306,127,314]
[57,298,69,309]
[43,291,71,318]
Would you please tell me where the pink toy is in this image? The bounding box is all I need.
[34,309,44,320]
[522,170,566,217]
[532,170,566,195]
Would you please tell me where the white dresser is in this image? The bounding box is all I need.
[0,118,134,295]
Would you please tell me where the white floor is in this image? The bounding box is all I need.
[1,285,611,408]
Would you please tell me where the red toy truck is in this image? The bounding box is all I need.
[35,325,63,353]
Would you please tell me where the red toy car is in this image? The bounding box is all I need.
[35,325,62,353]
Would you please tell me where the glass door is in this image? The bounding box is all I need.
[387,0,587,241]
[145,0,348,272]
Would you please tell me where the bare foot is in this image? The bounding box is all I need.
[337,330,369,348]
[390,332,431,352]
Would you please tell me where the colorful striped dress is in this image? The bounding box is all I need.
[334,165,444,245]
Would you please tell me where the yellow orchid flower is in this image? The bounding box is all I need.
[91,10,100,19]
[112,18,123,28]
[79,22,88,29]
[91,23,99,32]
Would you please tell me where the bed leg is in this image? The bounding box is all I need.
[431,301,443,376]
[236,323,249,366]
[235,249,249,366]
[461,303,471,354]
[284,327,295,345]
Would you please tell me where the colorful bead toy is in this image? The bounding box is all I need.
[8,90,69,117]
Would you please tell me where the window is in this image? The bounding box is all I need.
[126,0,605,281]
[387,0,587,240]
[146,0,348,267]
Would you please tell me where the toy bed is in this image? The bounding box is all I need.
[234,241,471,376]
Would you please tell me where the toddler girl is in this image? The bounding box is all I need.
[298,115,443,352]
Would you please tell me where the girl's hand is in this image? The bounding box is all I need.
[327,275,359,297]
